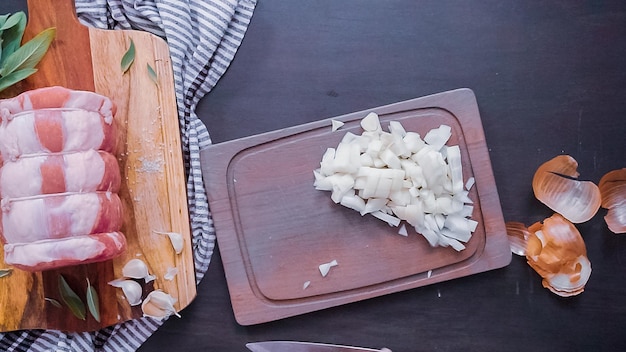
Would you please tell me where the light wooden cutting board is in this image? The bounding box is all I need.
[0,0,195,332]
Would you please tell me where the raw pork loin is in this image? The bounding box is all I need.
[0,86,126,271]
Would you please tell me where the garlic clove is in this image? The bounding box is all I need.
[122,258,150,279]
[532,155,601,223]
[141,290,180,320]
[108,279,143,306]
[598,168,626,234]
[153,231,184,254]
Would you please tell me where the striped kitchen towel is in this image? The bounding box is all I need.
[0,0,256,350]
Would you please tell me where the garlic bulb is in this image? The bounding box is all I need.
[108,279,143,306]
[141,290,180,320]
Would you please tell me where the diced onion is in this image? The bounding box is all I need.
[313,112,478,251]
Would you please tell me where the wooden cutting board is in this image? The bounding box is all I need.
[0,0,195,332]
[202,88,512,325]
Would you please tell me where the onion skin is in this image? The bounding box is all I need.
[599,168,626,234]
[525,213,591,297]
[532,155,601,223]
[505,221,530,256]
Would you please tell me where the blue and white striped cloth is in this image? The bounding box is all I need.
[0,0,256,350]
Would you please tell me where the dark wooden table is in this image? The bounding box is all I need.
[3,1,626,351]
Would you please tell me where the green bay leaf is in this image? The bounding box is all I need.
[44,297,62,308]
[58,275,86,320]
[0,12,27,65]
[0,12,26,31]
[147,63,158,84]
[0,67,36,93]
[0,268,13,278]
[121,39,136,73]
[86,278,101,322]
[0,26,55,77]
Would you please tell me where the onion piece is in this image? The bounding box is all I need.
[598,168,626,234]
[319,259,338,277]
[525,213,591,297]
[532,155,601,223]
[331,119,344,131]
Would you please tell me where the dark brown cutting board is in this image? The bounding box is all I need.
[0,0,196,332]
[202,88,512,325]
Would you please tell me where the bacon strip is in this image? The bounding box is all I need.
[0,150,121,198]
[1,192,123,243]
[0,108,117,161]
[0,86,116,123]
[3,231,126,272]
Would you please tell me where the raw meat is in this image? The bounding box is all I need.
[1,192,123,244]
[3,231,127,272]
[0,150,121,198]
[0,86,126,272]
[0,85,116,123]
[0,108,117,162]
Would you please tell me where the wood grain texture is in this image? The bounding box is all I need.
[202,88,511,325]
[0,0,195,332]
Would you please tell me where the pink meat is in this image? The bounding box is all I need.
[3,231,126,272]
[0,86,116,123]
[1,192,123,244]
[0,150,121,198]
[0,108,117,161]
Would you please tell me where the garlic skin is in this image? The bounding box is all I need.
[108,279,143,306]
[153,231,184,254]
[141,290,180,320]
[532,155,601,223]
[525,213,591,297]
[164,267,179,281]
[598,168,626,234]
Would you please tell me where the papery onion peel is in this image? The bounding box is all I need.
[505,221,530,256]
[532,155,601,223]
[525,213,591,297]
[598,168,626,234]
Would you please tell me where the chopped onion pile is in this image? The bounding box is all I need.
[599,168,626,234]
[314,112,477,251]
